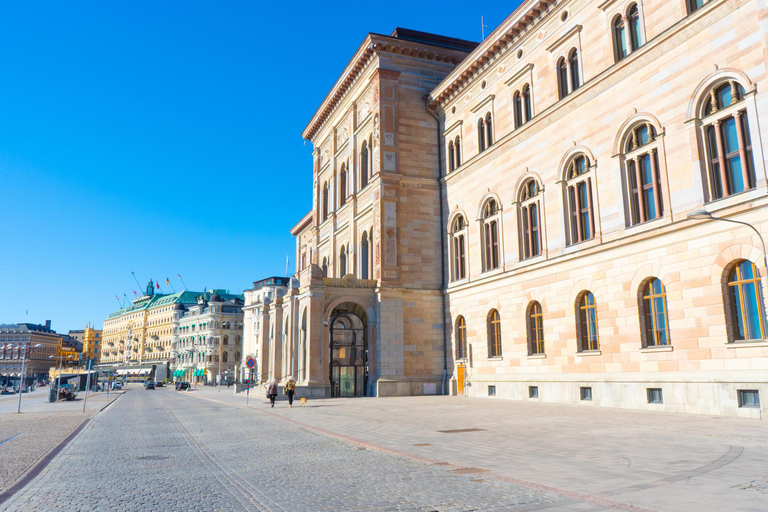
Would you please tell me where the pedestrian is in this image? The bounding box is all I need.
[266,379,278,407]
[284,376,296,408]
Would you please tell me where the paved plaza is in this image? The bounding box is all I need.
[1,386,767,511]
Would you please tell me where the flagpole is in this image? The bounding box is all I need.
[178,275,189,291]
[167,278,176,293]
[130,271,143,291]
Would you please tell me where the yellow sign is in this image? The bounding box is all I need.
[457,364,466,394]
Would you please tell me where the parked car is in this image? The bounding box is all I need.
[111,382,123,390]
[155,382,164,387]
[175,382,190,391]
[145,382,155,390]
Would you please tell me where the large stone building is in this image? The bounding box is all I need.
[0,322,61,386]
[171,291,244,384]
[82,325,102,365]
[256,0,768,418]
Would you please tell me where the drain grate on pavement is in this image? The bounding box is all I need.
[437,428,486,434]
[450,467,490,475]
[137,456,170,461]
[414,443,432,447]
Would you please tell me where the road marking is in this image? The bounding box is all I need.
[0,433,22,447]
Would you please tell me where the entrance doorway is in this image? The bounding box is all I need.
[329,306,368,397]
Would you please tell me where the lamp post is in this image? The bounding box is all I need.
[13,343,43,414]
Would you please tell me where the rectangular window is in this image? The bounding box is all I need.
[529,385,539,398]
[580,387,592,401]
[647,388,663,404]
[738,390,760,408]
[488,385,496,397]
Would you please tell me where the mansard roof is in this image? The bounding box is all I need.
[301,28,477,142]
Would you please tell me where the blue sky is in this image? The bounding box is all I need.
[0,1,518,332]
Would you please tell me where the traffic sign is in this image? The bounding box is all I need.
[245,357,256,369]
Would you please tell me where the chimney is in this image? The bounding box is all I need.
[45,320,51,330]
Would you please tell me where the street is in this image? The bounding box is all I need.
[2,386,768,511]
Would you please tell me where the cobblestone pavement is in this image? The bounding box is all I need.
[2,388,566,512]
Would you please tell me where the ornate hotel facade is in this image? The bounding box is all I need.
[254,0,768,417]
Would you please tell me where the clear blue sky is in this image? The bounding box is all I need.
[0,1,518,332]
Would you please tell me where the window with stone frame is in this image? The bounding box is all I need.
[513,84,533,129]
[321,257,328,277]
[339,163,348,207]
[687,0,713,14]
[639,278,670,347]
[448,139,456,171]
[613,4,643,63]
[487,309,502,358]
[699,81,756,201]
[527,301,545,355]
[360,140,369,189]
[322,182,329,221]
[455,315,467,360]
[564,154,596,246]
[485,112,493,147]
[557,57,568,100]
[450,215,467,281]
[569,48,581,92]
[519,179,542,260]
[622,122,664,226]
[576,291,599,352]
[339,246,347,277]
[481,200,501,271]
[477,117,486,152]
[454,136,461,167]
[360,231,370,280]
[724,260,766,342]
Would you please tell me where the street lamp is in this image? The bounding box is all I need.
[13,343,43,414]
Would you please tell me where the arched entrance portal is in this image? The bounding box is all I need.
[329,304,368,397]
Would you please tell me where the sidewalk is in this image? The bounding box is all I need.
[185,386,768,512]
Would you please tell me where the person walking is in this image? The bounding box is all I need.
[266,379,278,407]
[284,376,296,408]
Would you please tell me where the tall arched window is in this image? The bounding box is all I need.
[527,301,544,355]
[339,164,347,207]
[454,136,462,167]
[513,91,523,128]
[455,316,467,360]
[477,117,486,152]
[448,140,455,171]
[640,278,670,347]
[485,112,493,147]
[700,81,755,201]
[519,180,542,260]
[557,57,568,100]
[576,292,599,352]
[223,335,229,345]
[569,49,581,92]
[360,142,369,189]
[481,200,500,271]
[322,257,328,277]
[450,215,467,281]
[623,122,663,226]
[628,4,642,52]
[339,246,347,277]
[564,154,595,245]
[613,15,628,62]
[361,232,370,280]
[522,85,532,122]
[322,182,329,221]
[222,351,229,363]
[487,309,502,358]
[726,260,765,341]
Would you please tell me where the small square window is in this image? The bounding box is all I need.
[580,387,592,401]
[529,385,539,398]
[647,388,663,404]
[738,390,760,408]
[488,385,496,396]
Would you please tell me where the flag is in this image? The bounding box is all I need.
[166,278,170,286]
[133,290,137,296]
[156,282,160,289]
[116,295,119,300]
[177,274,181,279]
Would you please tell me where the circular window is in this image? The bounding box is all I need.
[481,80,487,89]
[451,106,456,114]
[517,49,523,59]
[561,11,568,22]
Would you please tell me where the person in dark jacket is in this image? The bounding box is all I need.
[266,379,278,407]
[284,376,296,408]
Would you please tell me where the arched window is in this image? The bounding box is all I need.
[726,260,765,341]
[487,309,502,358]
[564,154,595,245]
[455,316,467,360]
[361,232,370,280]
[322,257,328,277]
[519,180,542,259]
[481,200,500,271]
[485,112,493,147]
[613,15,628,62]
[700,81,755,201]
[339,163,347,207]
[322,182,329,222]
[360,142,369,189]
[454,136,462,167]
[236,335,241,344]
[514,91,523,128]
[576,292,599,352]
[477,117,486,152]
[339,246,347,277]
[223,335,229,345]
[640,278,670,347]
[687,0,712,14]
[522,85,532,122]
[448,140,455,171]
[622,122,663,226]
[223,351,228,363]
[557,57,568,100]
[527,301,544,355]
[235,351,241,361]
[450,215,467,281]
[569,49,581,92]
[628,4,642,52]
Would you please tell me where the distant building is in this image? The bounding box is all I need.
[0,321,61,385]
[171,291,245,384]
[82,325,102,365]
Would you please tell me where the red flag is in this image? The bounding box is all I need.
[177,274,181,279]
[156,282,160,289]
[133,290,137,296]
